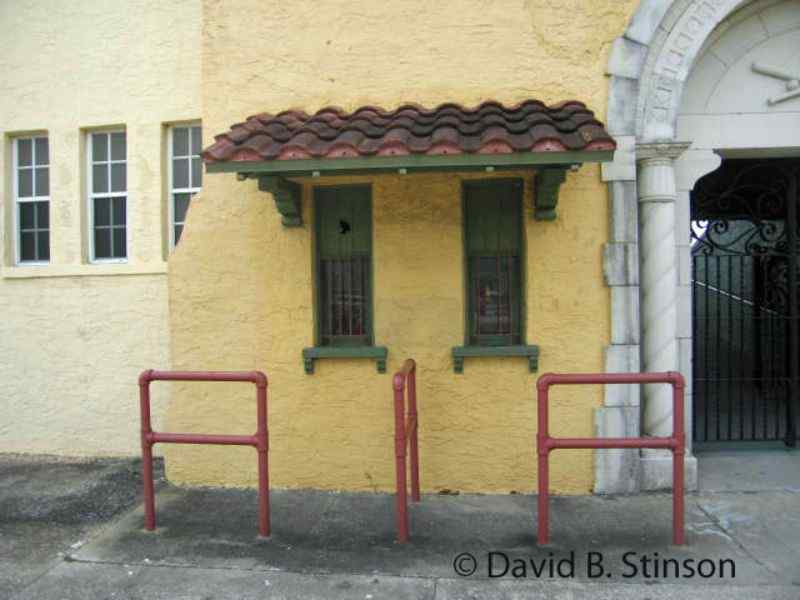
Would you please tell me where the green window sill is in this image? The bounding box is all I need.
[302,346,388,374]
[452,345,540,374]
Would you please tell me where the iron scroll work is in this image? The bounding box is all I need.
[691,159,799,446]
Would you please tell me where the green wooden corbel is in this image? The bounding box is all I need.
[534,168,568,221]
[258,176,302,227]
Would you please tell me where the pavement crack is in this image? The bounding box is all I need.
[694,498,779,578]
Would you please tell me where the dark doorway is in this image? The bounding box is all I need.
[691,159,799,446]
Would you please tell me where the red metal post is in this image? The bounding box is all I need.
[139,370,156,531]
[393,359,419,543]
[537,378,550,545]
[535,372,686,546]
[672,374,685,545]
[255,374,270,538]
[393,373,409,543]
[408,367,421,503]
[137,370,270,537]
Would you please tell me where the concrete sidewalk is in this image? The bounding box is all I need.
[3,454,800,599]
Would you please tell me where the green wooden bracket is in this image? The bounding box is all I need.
[259,176,302,227]
[302,346,388,374]
[452,345,540,373]
[534,168,568,221]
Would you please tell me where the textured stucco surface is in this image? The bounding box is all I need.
[0,0,201,455]
[165,0,638,493]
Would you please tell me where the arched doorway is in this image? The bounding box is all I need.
[600,0,800,492]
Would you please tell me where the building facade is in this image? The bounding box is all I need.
[1,0,797,494]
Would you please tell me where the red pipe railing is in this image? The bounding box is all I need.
[138,369,270,537]
[393,359,421,543]
[537,371,686,546]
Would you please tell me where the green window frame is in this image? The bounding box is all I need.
[314,185,374,347]
[463,179,525,347]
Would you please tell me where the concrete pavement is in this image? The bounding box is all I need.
[2,453,800,599]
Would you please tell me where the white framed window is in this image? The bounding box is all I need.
[88,130,127,262]
[168,124,202,247]
[13,136,50,264]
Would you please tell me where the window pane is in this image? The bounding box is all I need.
[174,224,184,244]
[18,169,33,197]
[35,167,49,196]
[19,203,35,229]
[94,227,111,259]
[191,157,202,188]
[173,158,189,189]
[20,231,36,261]
[36,201,49,229]
[17,139,32,166]
[94,197,111,227]
[174,193,191,223]
[37,231,50,261]
[93,164,108,193]
[190,126,202,155]
[110,132,126,161]
[35,138,49,165]
[172,127,189,157]
[92,133,108,162]
[112,227,126,258]
[111,163,126,192]
[112,197,126,226]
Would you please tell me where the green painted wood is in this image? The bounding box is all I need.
[302,346,388,374]
[463,180,524,347]
[451,344,539,373]
[206,151,607,176]
[315,187,371,258]
[534,168,567,221]
[258,176,302,226]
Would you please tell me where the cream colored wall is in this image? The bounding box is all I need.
[0,0,201,455]
[164,0,638,493]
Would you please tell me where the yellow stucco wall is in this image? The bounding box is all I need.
[0,0,201,455]
[166,0,639,493]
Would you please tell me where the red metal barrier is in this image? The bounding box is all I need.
[393,359,420,543]
[537,372,686,546]
[138,369,270,537]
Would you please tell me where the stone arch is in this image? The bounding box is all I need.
[597,0,800,494]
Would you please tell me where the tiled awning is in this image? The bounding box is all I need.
[203,99,616,225]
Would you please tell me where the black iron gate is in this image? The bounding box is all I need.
[691,159,799,446]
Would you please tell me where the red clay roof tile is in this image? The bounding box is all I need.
[203,99,616,164]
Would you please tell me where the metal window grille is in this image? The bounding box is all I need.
[319,255,370,346]
[470,255,521,344]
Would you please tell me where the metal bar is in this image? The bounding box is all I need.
[408,366,420,503]
[727,256,733,439]
[139,373,156,531]
[256,379,270,537]
[704,254,710,442]
[536,372,685,546]
[393,371,409,544]
[692,255,698,442]
[326,259,333,341]
[716,257,722,440]
[148,432,257,446]
[546,437,675,450]
[393,359,420,543]
[138,369,270,537]
[787,172,798,446]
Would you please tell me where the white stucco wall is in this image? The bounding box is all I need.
[0,0,201,455]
